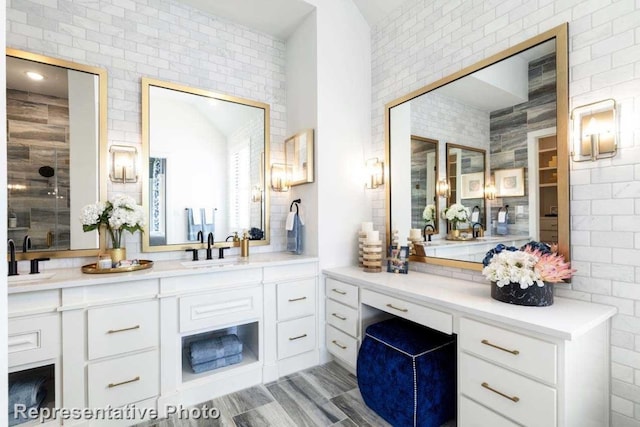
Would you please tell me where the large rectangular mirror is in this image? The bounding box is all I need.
[6,48,107,260]
[386,24,569,270]
[142,78,270,252]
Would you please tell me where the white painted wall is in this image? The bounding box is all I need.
[286,10,318,256]
[371,1,640,424]
[304,0,371,269]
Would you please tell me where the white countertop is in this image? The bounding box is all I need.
[8,252,318,294]
[323,266,616,341]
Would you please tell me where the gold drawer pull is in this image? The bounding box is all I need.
[332,288,347,295]
[332,313,347,321]
[332,340,347,349]
[289,333,308,341]
[481,382,520,403]
[386,303,408,312]
[481,339,520,355]
[108,376,140,388]
[288,296,307,302]
[107,325,140,334]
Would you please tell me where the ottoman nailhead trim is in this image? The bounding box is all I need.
[364,332,454,358]
[413,357,417,427]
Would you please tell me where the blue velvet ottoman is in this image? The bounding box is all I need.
[357,317,456,427]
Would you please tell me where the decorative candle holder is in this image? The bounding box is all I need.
[362,240,383,273]
[407,237,423,256]
[358,231,367,267]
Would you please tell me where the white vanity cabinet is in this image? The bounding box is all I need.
[323,266,616,427]
[325,277,360,369]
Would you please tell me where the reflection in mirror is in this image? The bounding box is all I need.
[411,137,438,234]
[6,49,107,260]
[386,24,569,269]
[445,143,485,234]
[142,78,270,252]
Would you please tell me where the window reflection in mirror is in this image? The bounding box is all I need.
[387,24,569,268]
[142,78,270,252]
[6,49,107,259]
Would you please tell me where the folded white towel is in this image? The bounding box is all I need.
[204,208,215,224]
[286,212,295,231]
[192,209,201,225]
[498,211,507,223]
[471,211,479,223]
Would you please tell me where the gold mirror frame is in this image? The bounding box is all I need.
[7,48,108,261]
[141,77,271,252]
[384,23,569,271]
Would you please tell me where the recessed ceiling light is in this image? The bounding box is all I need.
[26,71,44,81]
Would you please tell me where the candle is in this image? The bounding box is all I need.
[366,230,379,242]
[361,222,373,232]
[410,228,422,239]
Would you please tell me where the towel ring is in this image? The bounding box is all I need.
[290,199,301,214]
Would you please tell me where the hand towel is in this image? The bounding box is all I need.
[470,211,479,223]
[186,208,201,241]
[189,353,243,374]
[286,213,303,254]
[8,376,47,414]
[189,334,243,365]
[285,212,295,231]
[202,207,215,235]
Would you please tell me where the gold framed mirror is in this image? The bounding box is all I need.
[6,48,107,260]
[385,24,569,271]
[141,78,271,252]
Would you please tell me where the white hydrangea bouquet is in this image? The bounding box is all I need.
[80,194,145,249]
[441,203,469,230]
[422,204,436,224]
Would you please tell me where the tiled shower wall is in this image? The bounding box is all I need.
[6,0,288,263]
[370,0,640,425]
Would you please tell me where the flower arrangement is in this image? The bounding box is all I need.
[80,194,145,249]
[441,203,469,229]
[422,204,436,224]
[482,242,574,289]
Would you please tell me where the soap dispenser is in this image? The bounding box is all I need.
[240,231,249,258]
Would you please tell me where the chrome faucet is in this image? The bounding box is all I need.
[22,235,31,253]
[7,239,18,276]
[423,224,435,242]
[206,232,214,260]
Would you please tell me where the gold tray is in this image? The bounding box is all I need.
[445,234,476,241]
[82,260,154,274]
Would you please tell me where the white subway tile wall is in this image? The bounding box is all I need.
[370,0,640,424]
[6,0,288,264]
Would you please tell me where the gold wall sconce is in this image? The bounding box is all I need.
[436,179,450,198]
[571,99,617,162]
[270,163,291,192]
[109,145,138,183]
[484,183,497,200]
[251,185,263,202]
[365,157,384,189]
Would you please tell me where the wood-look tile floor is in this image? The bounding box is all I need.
[137,361,456,427]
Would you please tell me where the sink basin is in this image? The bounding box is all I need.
[180,258,238,268]
[8,272,56,284]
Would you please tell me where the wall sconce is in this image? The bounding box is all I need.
[436,179,450,198]
[251,185,263,202]
[109,145,138,183]
[484,184,497,200]
[365,157,384,189]
[571,99,617,162]
[270,163,291,192]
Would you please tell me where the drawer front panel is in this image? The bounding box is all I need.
[326,325,358,368]
[88,300,159,360]
[459,396,519,427]
[326,299,358,337]
[361,289,452,334]
[277,315,316,360]
[264,262,317,282]
[325,278,358,308]
[180,286,262,333]
[88,350,159,408]
[8,313,59,367]
[459,317,557,384]
[460,353,556,427]
[277,278,316,321]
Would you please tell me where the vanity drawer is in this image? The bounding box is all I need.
[277,278,316,321]
[8,313,60,367]
[180,286,262,333]
[459,396,519,427]
[88,300,159,360]
[539,217,558,230]
[326,298,358,337]
[326,325,358,368]
[325,278,358,308]
[88,350,159,408]
[277,315,316,360]
[361,289,452,334]
[459,317,556,384]
[460,353,556,427]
